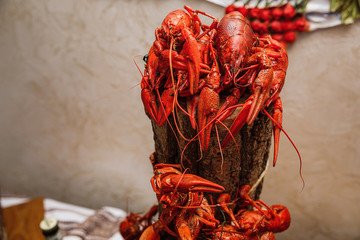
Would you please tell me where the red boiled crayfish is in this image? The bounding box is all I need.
[119,204,158,240]
[141,6,218,127]
[139,154,291,239]
[140,7,295,168]
[219,35,288,166]
[140,163,224,239]
[209,12,288,154]
[212,185,290,240]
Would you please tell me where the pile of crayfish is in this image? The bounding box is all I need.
[140,5,289,166]
[120,163,290,239]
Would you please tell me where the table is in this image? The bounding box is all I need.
[1,195,126,240]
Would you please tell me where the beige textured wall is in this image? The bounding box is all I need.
[0,0,359,239]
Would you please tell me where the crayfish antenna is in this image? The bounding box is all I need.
[165,37,200,143]
[133,55,145,77]
[215,125,224,174]
[180,109,226,169]
[155,37,195,166]
[263,109,305,190]
[215,118,241,174]
[158,37,203,167]
[172,89,196,142]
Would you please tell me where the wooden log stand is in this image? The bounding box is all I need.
[150,96,273,215]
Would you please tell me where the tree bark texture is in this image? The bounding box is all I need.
[150,95,273,202]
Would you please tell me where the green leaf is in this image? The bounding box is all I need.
[295,0,309,14]
[330,0,345,12]
[330,0,360,24]
[341,1,356,24]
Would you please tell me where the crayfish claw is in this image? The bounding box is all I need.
[247,69,273,125]
[141,89,158,124]
[171,174,225,193]
[221,95,253,148]
[139,225,161,240]
[157,88,175,126]
[197,87,219,151]
[272,97,283,167]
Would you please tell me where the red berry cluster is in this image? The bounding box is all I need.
[225,3,309,46]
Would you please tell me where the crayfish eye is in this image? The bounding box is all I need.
[143,54,149,63]
[153,179,159,189]
[169,26,175,35]
[169,25,182,37]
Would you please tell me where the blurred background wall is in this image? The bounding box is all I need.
[0,0,359,239]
